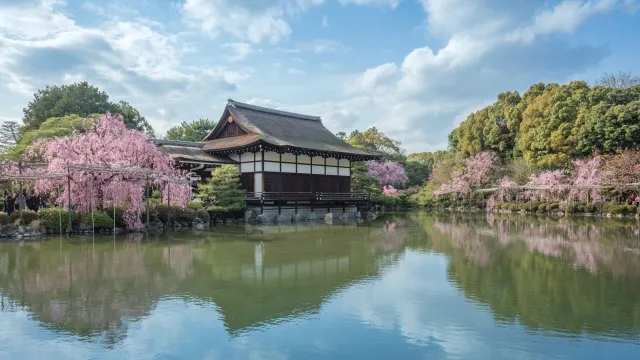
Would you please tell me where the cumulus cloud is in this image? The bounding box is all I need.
[322,0,634,152]
[181,0,326,44]
[0,0,249,124]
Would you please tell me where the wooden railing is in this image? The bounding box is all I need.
[245,192,370,202]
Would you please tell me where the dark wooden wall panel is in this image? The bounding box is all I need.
[262,173,350,193]
[218,121,247,138]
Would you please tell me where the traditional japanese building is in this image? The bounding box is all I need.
[156,99,381,217]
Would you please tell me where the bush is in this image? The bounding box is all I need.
[625,204,637,214]
[104,206,126,228]
[187,201,205,211]
[538,203,548,212]
[85,211,114,229]
[584,203,597,213]
[549,202,560,211]
[154,204,174,224]
[9,210,39,225]
[196,209,210,222]
[0,212,8,226]
[177,207,197,223]
[38,208,79,230]
[527,201,540,212]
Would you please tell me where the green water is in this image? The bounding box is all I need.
[1,212,640,359]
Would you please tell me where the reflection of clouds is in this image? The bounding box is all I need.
[335,251,493,358]
[0,299,289,360]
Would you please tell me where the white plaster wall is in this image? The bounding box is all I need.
[282,153,296,163]
[241,153,254,162]
[339,159,350,167]
[281,163,296,173]
[264,162,280,172]
[326,166,338,175]
[297,155,311,164]
[240,162,254,173]
[339,167,350,176]
[254,173,263,193]
[326,157,338,166]
[312,165,325,174]
[297,164,311,174]
[312,157,325,165]
[265,151,280,161]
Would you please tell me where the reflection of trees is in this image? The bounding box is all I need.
[411,212,640,337]
[0,224,401,339]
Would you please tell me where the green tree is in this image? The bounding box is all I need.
[350,161,380,194]
[165,118,217,142]
[344,127,405,161]
[113,101,154,135]
[3,115,98,160]
[22,82,152,134]
[0,121,21,154]
[404,161,431,187]
[197,165,246,214]
[517,81,590,168]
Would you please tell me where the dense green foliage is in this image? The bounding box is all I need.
[449,81,640,168]
[84,211,115,229]
[37,208,80,230]
[165,118,217,142]
[0,212,9,225]
[2,114,98,160]
[198,165,246,214]
[21,82,153,134]
[0,121,21,154]
[8,210,39,225]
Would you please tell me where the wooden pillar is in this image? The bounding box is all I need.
[145,175,150,228]
[67,165,72,235]
[18,160,23,224]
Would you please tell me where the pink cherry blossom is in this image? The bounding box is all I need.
[383,185,398,195]
[366,160,408,186]
[569,156,604,202]
[31,113,190,229]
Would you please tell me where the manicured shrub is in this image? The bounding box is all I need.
[0,212,9,226]
[38,208,79,230]
[584,203,597,213]
[177,207,197,223]
[196,209,210,222]
[104,206,126,228]
[9,210,39,225]
[549,202,560,211]
[154,204,177,224]
[187,200,205,211]
[538,203,548,212]
[84,211,114,229]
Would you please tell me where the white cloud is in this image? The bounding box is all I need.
[181,0,326,44]
[286,39,345,53]
[221,42,256,60]
[323,0,636,152]
[287,68,306,75]
[339,0,403,7]
[321,15,329,27]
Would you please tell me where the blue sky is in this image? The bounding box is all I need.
[0,0,638,153]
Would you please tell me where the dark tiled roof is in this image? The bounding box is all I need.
[203,99,380,159]
[202,133,262,151]
[155,140,236,163]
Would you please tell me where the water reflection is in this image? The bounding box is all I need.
[416,213,640,338]
[1,214,639,359]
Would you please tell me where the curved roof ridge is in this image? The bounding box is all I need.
[228,99,321,121]
[154,139,203,148]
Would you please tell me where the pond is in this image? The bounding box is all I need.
[1,212,640,359]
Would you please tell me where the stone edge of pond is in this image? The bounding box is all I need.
[0,211,378,242]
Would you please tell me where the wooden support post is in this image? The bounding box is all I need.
[145,175,150,229]
[18,160,23,224]
[167,181,171,226]
[67,165,72,235]
[294,201,298,214]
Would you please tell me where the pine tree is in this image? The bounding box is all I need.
[198,165,246,213]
